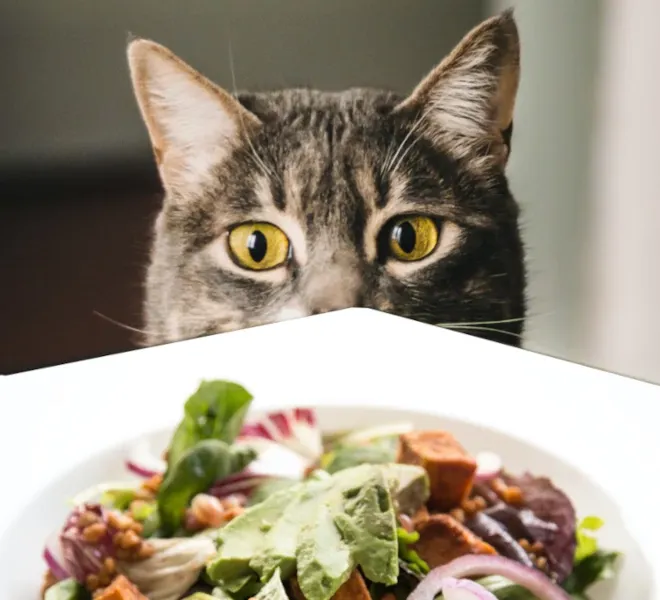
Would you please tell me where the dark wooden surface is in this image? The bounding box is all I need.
[0,162,163,374]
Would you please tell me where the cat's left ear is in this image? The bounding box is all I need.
[127,39,261,192]
[396,9,520,169]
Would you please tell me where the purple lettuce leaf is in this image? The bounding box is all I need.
[503,472,577,582]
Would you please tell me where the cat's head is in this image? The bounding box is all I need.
[128,10,526,347]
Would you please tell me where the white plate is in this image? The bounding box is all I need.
[0,405,654,599]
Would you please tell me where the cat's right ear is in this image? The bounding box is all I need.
[395,10,520,171]
[127,39,261,191]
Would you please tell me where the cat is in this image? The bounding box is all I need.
[127,9,526,348]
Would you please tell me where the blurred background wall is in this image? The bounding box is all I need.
[1,0,659,384]
[0,0,486,373]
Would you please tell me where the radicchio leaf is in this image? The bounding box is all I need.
[502,473,577,582]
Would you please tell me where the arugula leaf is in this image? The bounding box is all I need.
[168,381,254,468]
[158,439,256,534]
[44,579,90,600]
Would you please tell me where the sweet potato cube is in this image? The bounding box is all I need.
[411,505,430,528]
[93,576,148,600]
[289,578,306,600]
[332,570,371,600]
[412,514,496,568]
[290,570,370,600]
[398,430,477,510]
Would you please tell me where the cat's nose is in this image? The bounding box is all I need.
[310,305,344,316]
[304,265,361,315]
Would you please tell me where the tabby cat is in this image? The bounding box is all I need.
[127,10,526,348]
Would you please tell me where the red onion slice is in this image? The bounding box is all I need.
[407,555,571,600]
[43,531,69,581]
[442,578,498,600]
[475,452,502,482]
[125,460,160,479]
[125,439,167,478]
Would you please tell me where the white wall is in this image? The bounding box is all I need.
[488,0,603,359]
[491,0,660,384]
[580,0,660,384]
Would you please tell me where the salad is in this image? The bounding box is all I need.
[42,381,620,600]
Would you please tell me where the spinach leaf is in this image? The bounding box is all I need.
[44,578,90,600]
[168,381,254,468]
[158,439,256,534]
[562,550,620,597]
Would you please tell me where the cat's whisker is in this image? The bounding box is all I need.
[389,116,425,176]
[380,137,397,177]
[436,317,527,327]
[92,311,158,336]
[439,323,525,339]
[384,114,425,176]
[227,41,281,183]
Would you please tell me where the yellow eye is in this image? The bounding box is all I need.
[228,222,290,271]
[389,216,439,261]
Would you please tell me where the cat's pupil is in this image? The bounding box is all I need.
[394,221,416,254]
[247,230,268,262]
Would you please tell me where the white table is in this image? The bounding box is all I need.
[2,308,659,584]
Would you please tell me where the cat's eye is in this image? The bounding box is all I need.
[388,216,439,262]
[227,222,290,271]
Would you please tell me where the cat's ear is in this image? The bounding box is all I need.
[127,39,261,190]
[396,9,520,169]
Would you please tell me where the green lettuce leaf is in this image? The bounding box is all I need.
[574,516,604,562]
[99,488,136,511]
[322,437,398,474]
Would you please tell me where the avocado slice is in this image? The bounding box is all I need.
[206,463,428,600]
